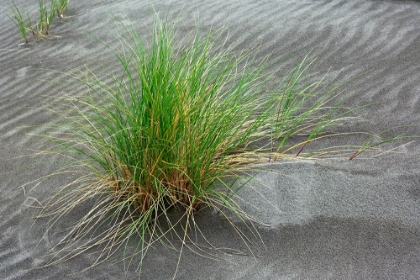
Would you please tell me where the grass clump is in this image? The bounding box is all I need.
[34,14,398,277]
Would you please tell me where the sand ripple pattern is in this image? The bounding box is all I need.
[1,0,420,279]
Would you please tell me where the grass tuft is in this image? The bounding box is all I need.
[56,0,69,18]
[33,13,404,277]
[8,2,32,44]
[37,0,57,38]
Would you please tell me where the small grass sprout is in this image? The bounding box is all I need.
[33,14,406,278]
[8,2,32,44]
[46,0,58,35]
[36,0,47,39]
[56,0,69,18]
[37,0,57,39]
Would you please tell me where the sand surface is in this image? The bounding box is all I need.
[1,0,420,279]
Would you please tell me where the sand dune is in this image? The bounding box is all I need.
[1,0,420,279]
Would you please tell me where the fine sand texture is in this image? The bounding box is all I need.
[1,0,420,279]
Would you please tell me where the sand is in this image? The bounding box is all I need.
[1,0,420,279]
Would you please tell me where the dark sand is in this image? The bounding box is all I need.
[1,0,420,279]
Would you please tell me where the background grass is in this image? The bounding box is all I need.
[8,0,69,43]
